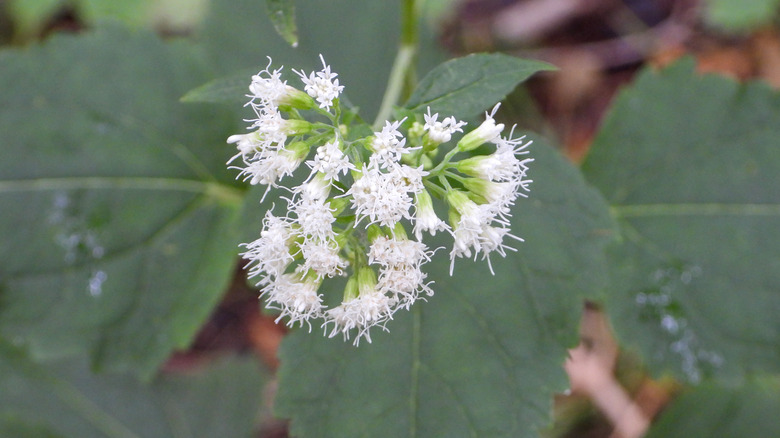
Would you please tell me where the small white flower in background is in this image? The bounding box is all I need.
[227,56,533,345]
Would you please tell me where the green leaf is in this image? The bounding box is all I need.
[0,26,244,378]
[181,68,258,104]
[646,378,780,437]
[582,58,780,382]
[275,138,617,437]
[404,53,555,120]
[704,0,780,32]
[265,0,298,47]
[77,0,153,28]
[6,0,64,38]
[0,341,267,438]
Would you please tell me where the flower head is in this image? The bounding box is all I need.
[457,103,504,152]
[370,119,413,166]
[424,107,466,144]
[306,140,355,182]
[294,54,344,111]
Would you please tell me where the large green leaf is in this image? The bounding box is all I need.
[275,138,617,438]
[646,378,780,437]
[404,53,555,121]
[582,58,780,382]
[0,26,244,378]
[0,341,267,438]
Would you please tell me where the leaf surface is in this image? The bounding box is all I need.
[0,341,267,438]
[582,58,780,382]
[405,53,555,120]
[646,378,780,437]
[0,26,244,378]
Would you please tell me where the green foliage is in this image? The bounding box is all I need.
[5,0,208,38]
[583,58,780,382]
[0,341,267,438]
[265,0,298,47]
[646,378,780,437]
[0,25,244,379]
[5,0,63,38]
[705,0,780,32]
[405,53,556,120]
[275,137,616,438]
[180,68,259,105]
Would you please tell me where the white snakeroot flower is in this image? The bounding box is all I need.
[457,103,505,152]
[247,58,312,110]
[369,235,434,309]
[456,135,533,182]
[423,107,466,144]
[297,172,332,200]
[368,235,431,267]
[226,131,264,164]
[235,143,307,187]
[377,265,433,309]
[249,107,311,142]
[294,54,344,111]
[461,178,520,223]
[262,273,324,329]
[447,190,493,273]
[477,224,523,275]
[322,267,397,345]
[370,119,412,166]
[298,238,348,279]
[242,212,297,283]
[307,140,355,181]
[292,194,337,241]
[388,163,427,194]
[413,190,450,240]
[348,162,423,228]
[324,289,396,345]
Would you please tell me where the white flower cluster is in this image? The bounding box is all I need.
[229,56,533,345]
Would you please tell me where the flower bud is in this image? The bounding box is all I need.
[456,104,503,152]
[357,266,378,297]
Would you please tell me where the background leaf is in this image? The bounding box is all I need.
[646,378,780,437]
[180,68,258,104]
[704,0,780,32]
[5,0,63,38]
[404,53,555,120]
[0,341,267,438]
[582,58,780,382]
[275,137,617,438]
[265,0,298,47]
[0,26,244,378]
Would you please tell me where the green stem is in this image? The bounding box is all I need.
[428,147,460,175]
[373,0,419,129]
